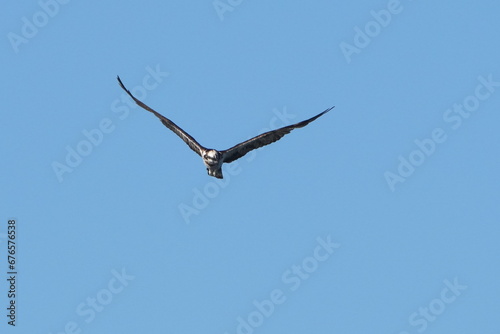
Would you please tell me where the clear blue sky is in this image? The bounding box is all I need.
[1,1,499,333]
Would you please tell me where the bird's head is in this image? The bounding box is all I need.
[203,149,221,166]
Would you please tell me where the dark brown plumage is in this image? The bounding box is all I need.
[117,75,332,178]
[220,108,332,163]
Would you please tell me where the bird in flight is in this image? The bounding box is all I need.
[117,76,333,179]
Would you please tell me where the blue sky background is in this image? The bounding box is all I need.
[1,1,499,333]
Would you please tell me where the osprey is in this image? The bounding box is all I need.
[117,76,333,179]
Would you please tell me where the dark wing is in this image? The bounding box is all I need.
[117,76,206,157]
[221,106,333,163]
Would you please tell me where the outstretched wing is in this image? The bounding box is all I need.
[117,76,206,157]
[221,106,333,163]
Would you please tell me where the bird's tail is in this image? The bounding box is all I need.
[214,168,223,179]
[208,168,224,179]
